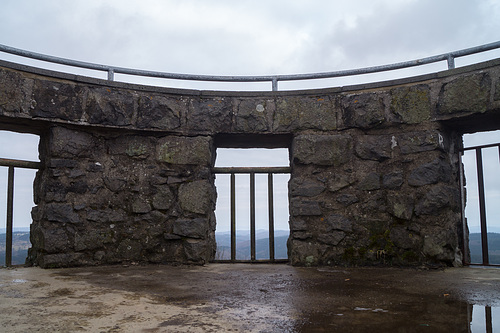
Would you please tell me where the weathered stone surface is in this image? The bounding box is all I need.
[408,159,451,187]
[290,198,322,216]
[178,180,214,214]
[387,193,414,220]
[188,97,233,132]
[382,171,404,189]
[358,172,381,191]
[336,193,359,206]
[152,186,174,210]
[390,85,431,123]
[389,227,421,250]
[31,79,86,121]
[85,87,135,126]
[398,131,443,154]
[289,178,325,197]
[157,136,212,166]
[235,99,273,132]
[355,135,392,161]
[415,185,459,216]
[49,127,95,158]
[131,197,152,214]
[274,96,337,131]
[107,135,154,160]
[293,134,352,166]
[325,214,353,232]
[173,218,207,239]
[44,203,80,223]
[438,73,491,114]
[136,94,183,130]
[341,93,385,129]
[0,68,33,114]
[327,174,354,192]
[40,228,71,253]
[318,231,345,246]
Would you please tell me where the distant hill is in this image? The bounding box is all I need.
[215,230,289,260]
[469,233,500,265]
[0,232,30,266]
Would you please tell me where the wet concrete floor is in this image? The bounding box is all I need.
[0,264,499,332]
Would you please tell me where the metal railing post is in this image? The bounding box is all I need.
[250,172,256,261]
[268,173,275,262]
[475,148,489,265]
[230,173,236,262]
[5,166,14,267]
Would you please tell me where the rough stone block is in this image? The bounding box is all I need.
[86,87,135,126]
[136,94,184,130]
[358,172,381,191]
[235,99,273,132]
[290,198,322,216]
[173,218,207,239]
[355,135,392,161]
[408,158,451,187]
[274,96,337,131]
[44,203,80,224]
[438,73,491,114]
[382,171,404,189]
[157,136,212,166]
[398,131,443,154]
[293,134,352,166]
[49,127,95,158]
[390,84,431,123]
[31,79,86,121]
[178,180,214,214]
[289,178,325,197]
[387,193,414,220]
[341,92,385,129]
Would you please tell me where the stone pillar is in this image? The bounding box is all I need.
[29,126,216,267]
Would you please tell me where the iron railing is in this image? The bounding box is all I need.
[1,158,40,267]
[460,142,500,267]
[213,166,290,263]
[1,41,500,91]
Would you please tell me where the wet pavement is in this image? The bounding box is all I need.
[0,264,499,332]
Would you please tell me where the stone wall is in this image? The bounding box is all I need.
[1,58,500,267]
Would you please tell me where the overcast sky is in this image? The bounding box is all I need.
[0,1,499,237]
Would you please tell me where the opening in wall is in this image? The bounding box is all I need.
[213,147,290,263]
[461,130,500,266]
[0,130,40,267]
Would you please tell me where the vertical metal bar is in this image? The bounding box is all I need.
[476,148,489,265]
[485,306,493,333]
[230,173,236,262]
[458,151,468,264]
[272,78,278,91]
[6,166,14,267]
[447,54,455,69]
[107,68,114,81]
[250,172,256,261]
[268,173,275,262]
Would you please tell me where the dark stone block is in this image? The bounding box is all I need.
[358,172,381,191]
[289,178,325,197]
[408,159,451,187]
[355,135,392,161]
[136,94,183,130]
[336,194,359,206]
[173,218,207,239]
[44,203,80,223]
[390,84,431,123]
[382,171,404,189]
[293,134,352,166]
[438,73,491,114]
[290,198,322,216]
[341,92,385,129]
[326,214,353,232]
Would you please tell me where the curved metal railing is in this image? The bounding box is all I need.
[1,41,500,91]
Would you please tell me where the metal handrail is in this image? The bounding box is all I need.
[1,41,500,91]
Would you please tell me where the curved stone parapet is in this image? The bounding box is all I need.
[1,58,499,267]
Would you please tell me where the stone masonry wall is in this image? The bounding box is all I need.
[1,58,500,267]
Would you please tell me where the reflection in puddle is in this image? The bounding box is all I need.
[470,305,499,332]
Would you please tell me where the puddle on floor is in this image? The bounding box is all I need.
[470,305,499,332]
